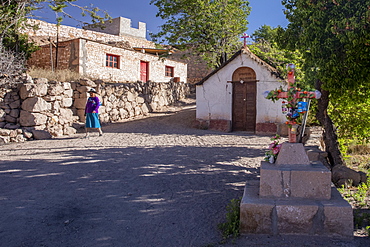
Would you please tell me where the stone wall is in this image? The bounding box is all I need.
[0,78,190,144]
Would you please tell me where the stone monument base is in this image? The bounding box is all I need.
[240,180,353,238]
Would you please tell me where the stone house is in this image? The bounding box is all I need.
[26,17,187,83]
[195,47,287,134]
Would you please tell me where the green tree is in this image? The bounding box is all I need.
[150,0,251,68]
[0,0,110,85]
[280,0,370,167]
[249,25,304,81]
[0,0,110,54]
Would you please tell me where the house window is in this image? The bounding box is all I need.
[165,66,174,77]
[106,54,119,68]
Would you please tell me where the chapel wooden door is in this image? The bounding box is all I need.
[232,67,257,132]
[140,61,149,82]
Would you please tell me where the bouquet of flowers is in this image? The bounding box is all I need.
[264,134,282,164]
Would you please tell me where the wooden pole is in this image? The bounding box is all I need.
[48,37,54,72]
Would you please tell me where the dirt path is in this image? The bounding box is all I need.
[0,99,369,247]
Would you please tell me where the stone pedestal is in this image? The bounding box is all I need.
[240,143,353,238]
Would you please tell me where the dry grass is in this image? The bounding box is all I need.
[348,143,370,155]
[27,67,83,82]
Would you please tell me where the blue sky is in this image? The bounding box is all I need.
[34,0,288,40]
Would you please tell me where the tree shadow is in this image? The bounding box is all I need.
[0,144,262,247]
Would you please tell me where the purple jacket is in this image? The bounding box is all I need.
[85,96,100,113]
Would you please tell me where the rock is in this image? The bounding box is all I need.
[72,122,85,133]
[64,89,73,98]
[77,86,92,94]
[0,136,10,144]
[76,110,85,122]
[32,129,52,140]
[21,97,51,112]
[19,111,48,126]
[64,126,76,135]
[0,129,11,136]
[19,83,48,99]
[9,100,20,109]
[23,74,34,83]
[59,108,74,124]
[9,109,19,118]
[127,91,136,102]
[79,78,96,87]
[12,134,26,143]
[73,98,87,109]
[48,83,65,96]
[61,98,73,108]
[9,130,17,138]
[48,125,64,137]
[23,130,33,139]
[63,82,72,90]
[134,106,142,116]
[43,95,57,102]
[141,103,150,115]
[0,109,6,121]
[4,115,16,123]
[119,108,128,119]
[332,165,367,187]
[136,96,145,104]
[33,78,48,84]
[4,123,20,129]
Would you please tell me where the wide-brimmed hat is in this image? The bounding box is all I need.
[88,88,98,94]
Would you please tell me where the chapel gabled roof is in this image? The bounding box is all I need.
[195,46,283,85]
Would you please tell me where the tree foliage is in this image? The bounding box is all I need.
[281,0,370,93]
[280,0,370,164]
[150,0,251,68]
[0,0,110,54]
[0,0,110,84]
[249,25,304,81]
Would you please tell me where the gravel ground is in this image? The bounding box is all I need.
[0,99,369,247]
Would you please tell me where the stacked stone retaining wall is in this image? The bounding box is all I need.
[0,77,190,144]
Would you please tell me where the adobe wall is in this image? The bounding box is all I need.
[27,39,80,71]
[25,19,155,49]
[0,77,190,144]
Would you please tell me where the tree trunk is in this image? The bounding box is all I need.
[315,79,344,168]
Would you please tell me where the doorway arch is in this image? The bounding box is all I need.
[232,67,257,132]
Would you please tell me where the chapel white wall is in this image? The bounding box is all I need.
[196,53,286,124]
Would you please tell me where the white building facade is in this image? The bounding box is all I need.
[195,48,287,134]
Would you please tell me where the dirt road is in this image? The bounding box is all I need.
[0,100,368,247]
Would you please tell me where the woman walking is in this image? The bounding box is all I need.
[84,88,103,137]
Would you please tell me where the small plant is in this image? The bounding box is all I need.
[218,198,241,241]
[353,182,369,207]
[264,134,282,163]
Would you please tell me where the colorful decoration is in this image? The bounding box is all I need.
[264,134,282,163]
[264,63,321,143]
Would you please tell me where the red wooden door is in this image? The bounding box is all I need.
[140,61,149,82]
[232,67,257,132]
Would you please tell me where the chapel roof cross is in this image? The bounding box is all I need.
[241,33,250,47]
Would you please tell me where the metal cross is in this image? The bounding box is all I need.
[241,33,250,47]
